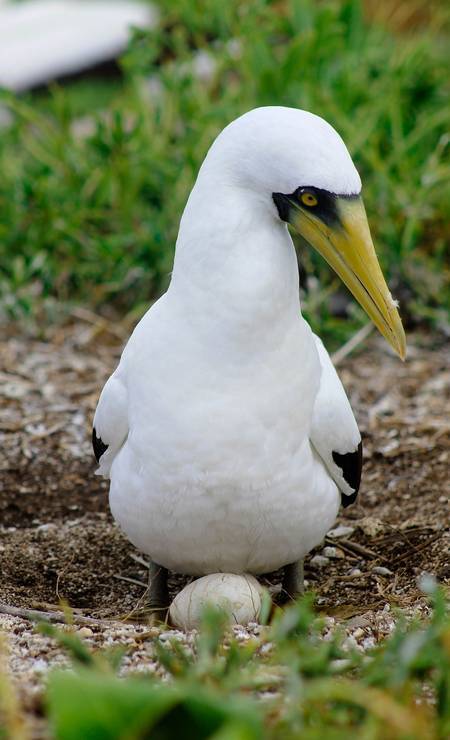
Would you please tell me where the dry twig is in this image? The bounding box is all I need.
[331,323,374,366]
[0,601,118,628]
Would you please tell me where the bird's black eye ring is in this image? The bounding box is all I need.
[299,191,318,207]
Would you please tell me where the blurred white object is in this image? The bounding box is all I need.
[0,1,157,91]
[0,104,13,129]
[169,573,266,631]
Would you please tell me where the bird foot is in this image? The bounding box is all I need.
[117,558,171,624]
[143,561,170,624]
[279,560,305,604]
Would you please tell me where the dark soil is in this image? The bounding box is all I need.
[0,322,448,620]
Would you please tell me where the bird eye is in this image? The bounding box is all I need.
[300,191,318,207]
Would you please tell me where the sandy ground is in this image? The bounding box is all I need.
[0,321,448,733]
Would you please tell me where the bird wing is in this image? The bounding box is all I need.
[92,369,128,478]
[310,334,362,506]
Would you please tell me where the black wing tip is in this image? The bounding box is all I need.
[341,489,358,508]
[333,439,363,508]
[92,427,109,463]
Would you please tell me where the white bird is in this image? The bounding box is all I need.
[0,1,155,92]
[93,106,406,614]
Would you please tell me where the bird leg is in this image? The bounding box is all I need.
[281,560,304,602]
[144,561,170,622]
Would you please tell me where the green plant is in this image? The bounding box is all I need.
[41,587,450,739]
[0,0,448,343]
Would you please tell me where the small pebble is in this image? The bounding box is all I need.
[362,636,376,650]
[330,659,351,672]
[349,568,363,577]
[418,573,437,594]
[327,525,355,539]
[346,616,370,629]
[373,566,392,576]
[37,523,57,533]
[310,555,329,568]
[352,627,365,639]
[268,583,282,596]
[32,659,48,674]
[322,546,344,559]
[159,630,184,642]
[77,627,93,638]
[342,635,358,651]
[260,642,273,655]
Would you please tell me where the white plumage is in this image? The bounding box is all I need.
[93,107,366,578]
[0,1,155,91]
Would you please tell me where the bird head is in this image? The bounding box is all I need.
[204,106,406,359]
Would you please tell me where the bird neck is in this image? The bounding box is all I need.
[170,176,302,341]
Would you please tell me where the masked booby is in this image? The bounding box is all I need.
[92,106,406,613]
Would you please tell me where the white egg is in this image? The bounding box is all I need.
[169,573,267,630]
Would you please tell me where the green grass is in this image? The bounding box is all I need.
[0,0,449,344]
[1,584,447,739]
[0,586,448,737]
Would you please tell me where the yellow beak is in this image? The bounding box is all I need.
[291,196,406,360]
